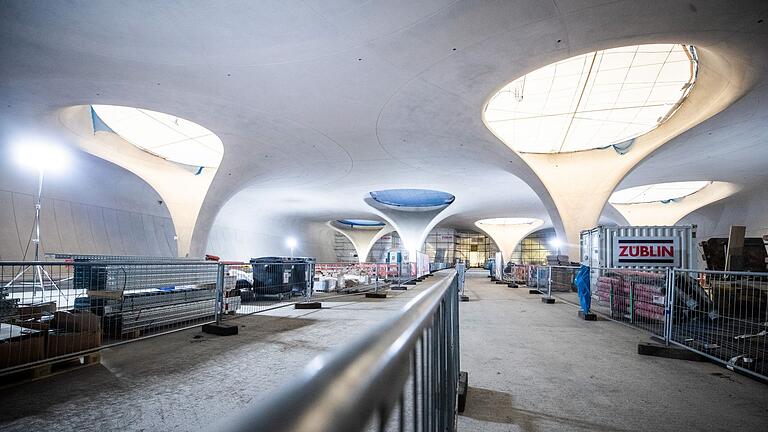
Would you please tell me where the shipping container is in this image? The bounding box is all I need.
[579,225,697,288]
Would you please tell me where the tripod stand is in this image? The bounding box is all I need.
[3,168,66,300]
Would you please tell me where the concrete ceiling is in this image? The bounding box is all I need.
[1,0,767,258]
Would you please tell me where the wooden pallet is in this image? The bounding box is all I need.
[0,352,101,388]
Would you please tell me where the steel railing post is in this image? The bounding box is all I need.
[215,263,225,324]
[547,266,552,298]
[666,268,676,346]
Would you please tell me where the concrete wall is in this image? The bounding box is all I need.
[0,148,177,259]
[205,218,337,262]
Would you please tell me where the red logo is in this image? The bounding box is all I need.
[618,245,674,257]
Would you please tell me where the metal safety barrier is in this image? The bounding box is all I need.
[669,269,767,380]
[216,270,461,432]
[591,267,669,337]
[585,266,767,381]
[1,259,220,375]
[502,264,529,285]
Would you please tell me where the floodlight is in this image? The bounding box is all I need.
[286,238,297,248]
[13,140,70,173]
[550,238,563,249]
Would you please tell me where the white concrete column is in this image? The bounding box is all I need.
[474,219,543,263]
[327,222,395,263]
[610,182,740,226]
[369,206,448,261]
[486,48,753,259]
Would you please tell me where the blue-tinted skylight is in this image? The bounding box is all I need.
[337,219,386,227]
[370,189,455,208]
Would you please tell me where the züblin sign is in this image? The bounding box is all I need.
[612,236,679,266]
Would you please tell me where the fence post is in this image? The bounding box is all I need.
[215,263,225,325]
[547,266,552,298]
[665,268,676,346]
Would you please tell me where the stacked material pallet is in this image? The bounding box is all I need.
[595,271,666,321]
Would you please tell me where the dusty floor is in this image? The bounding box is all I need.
[0,276,439,432]
[457,270,768,432]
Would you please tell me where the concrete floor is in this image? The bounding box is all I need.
[457,269,768,432]
[2,269,766,431]
[0,275,444,432]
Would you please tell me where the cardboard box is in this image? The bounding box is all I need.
[50,310,101,332]
[0,324,46,368]
[47,330,101,358]
[15,302,56,319]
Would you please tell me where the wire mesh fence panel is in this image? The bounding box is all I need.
[670,269,768,380]
[591,267,669,336]
[549,266,579,293]
[1,260,220,374]
[502,264,529,284]
[529,266,550,294]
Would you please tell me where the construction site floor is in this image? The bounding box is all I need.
[458,269,768,432]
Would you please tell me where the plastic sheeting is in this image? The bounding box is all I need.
[575,265,591,313]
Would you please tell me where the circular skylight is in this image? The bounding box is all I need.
[484,44,697,153]
[91,105,224,167]
[476,218,542,226]
[609,181,711,204]
[337,219,386,228]
[370,189,455,208]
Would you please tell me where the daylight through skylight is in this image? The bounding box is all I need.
[92,105,224,167]
[609,181,711,204]
[484,44,697,153]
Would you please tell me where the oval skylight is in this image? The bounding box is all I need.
[370,189,455,208]
[484,44,697,153]
[337,219,386,228]
[476,218,542,226]
[91,105,224,167]
[609,181,711,204]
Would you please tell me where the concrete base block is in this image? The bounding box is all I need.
[528,289,541,295]
[541,297,555,304]
[507,283,518,288]
[578,310,597,321]
[460,295,470,302]
[637,342,706,361]
[391,286,408,291]
[295,302,322,309]
[404,281,418,285]
[202,323,238,336]
[490,277,498,282]
[365,292,387,299]
[458,371,469,413]
[495,281,508,285]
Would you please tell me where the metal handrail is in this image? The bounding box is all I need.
[216,270,460,432]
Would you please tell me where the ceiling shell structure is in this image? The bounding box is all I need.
[484,44,697,153]
[92,105,224,167]
[1,1,766,261]
[609,181,712,204]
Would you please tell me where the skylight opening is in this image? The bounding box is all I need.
[609,181,711,204]
[370,189,455,208]
[337,219,386,228]
[91,105,224,167]
[484,44,697,154]
[476,218,542,226]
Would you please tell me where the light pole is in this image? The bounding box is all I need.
[5,141,69,300]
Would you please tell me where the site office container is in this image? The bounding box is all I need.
[579,225,697,288]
